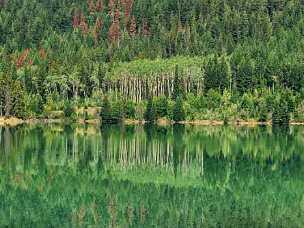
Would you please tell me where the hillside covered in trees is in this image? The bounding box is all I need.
[0,0,304,123]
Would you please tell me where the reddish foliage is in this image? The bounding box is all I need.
[108,8,120,43]
[79,13,89,35]
[96,0,103,12]
[95,17,103,31]
[79,22,89,35]
[88,0,95,13]
[72,10,81,29]
[39,48,47,60]
[108,0,115,17]
[129,16,137,37]
[142,19,150,36]
[114,8,120,21]
[123,0,133,24]
[16,49,30,69]
[93,17,103,44]
[28,59,33,66]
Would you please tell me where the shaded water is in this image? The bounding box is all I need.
[0,124,303,227]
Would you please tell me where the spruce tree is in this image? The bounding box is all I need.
[272,92,290,126]
[172,65,184,100]
[204,55,229,92]
[144,96,155,122]
[100,96,112,123]
[173,96,185,122]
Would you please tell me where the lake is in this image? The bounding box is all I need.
[0,124,303,227]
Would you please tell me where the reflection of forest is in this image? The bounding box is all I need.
[0,124,303,179]
[0,125,303,226]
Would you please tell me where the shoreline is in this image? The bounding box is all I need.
[1,117,304,127]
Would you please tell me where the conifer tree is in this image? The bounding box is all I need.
[172,65,184,100]
[272,91,290,125]
[144,96,155,122]
[173,96,185,122]
[204,55,229,92]
[100,96,112,123]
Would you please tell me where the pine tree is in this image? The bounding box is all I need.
[144,96,155,122]
[204,55,229,92]
[100,96,112,123]
[172,65,184,100]
[173,96,185,122]
[272,92,290,126]
[0,74,26,118]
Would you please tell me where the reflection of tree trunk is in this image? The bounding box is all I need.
[5,90,11,117]
[173,125,185,177]
[201,147,204,176]
[4,127,11,155]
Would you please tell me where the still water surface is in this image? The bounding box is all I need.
[0,124,303,227]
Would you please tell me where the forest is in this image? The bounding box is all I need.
[0,0,304,124]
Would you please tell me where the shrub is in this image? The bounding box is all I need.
[111,100,124,122]
[64,102,74,118]
[100,96,123,123]
[124,100,136,119]
[154,96,168,118]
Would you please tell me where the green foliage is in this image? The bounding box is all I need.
[173,96,185,122]
[172,65,185,100]
[63,101,74,118]
[272,91,291,125]
[0,74,26,118]
[111,100,124,123]
[153,96,168,118]
[124,100,136,119]
[220,90,237,123]
[204,55,230,92]
[144,96,155,122]
[258,99,269,122]
[100,97,123,123]
[100,96,112,123]
[1,124,304,226]
[1,0,304,125]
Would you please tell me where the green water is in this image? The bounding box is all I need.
[0,124,303,227]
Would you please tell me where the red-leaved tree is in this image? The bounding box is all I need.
[79,13,89,35]
[142,19,150,36]
[72,10,81,29]
[108,8,120,43]
[39,48,47,60]
[88,0,95,13]
[123,0,133,25]
[108,0,115,17]
[93,17,103,45]
[16,49,30,69]
[129,16,137,37]
[96,0,103,12]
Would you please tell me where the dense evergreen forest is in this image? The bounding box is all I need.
[0,0,304,123]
